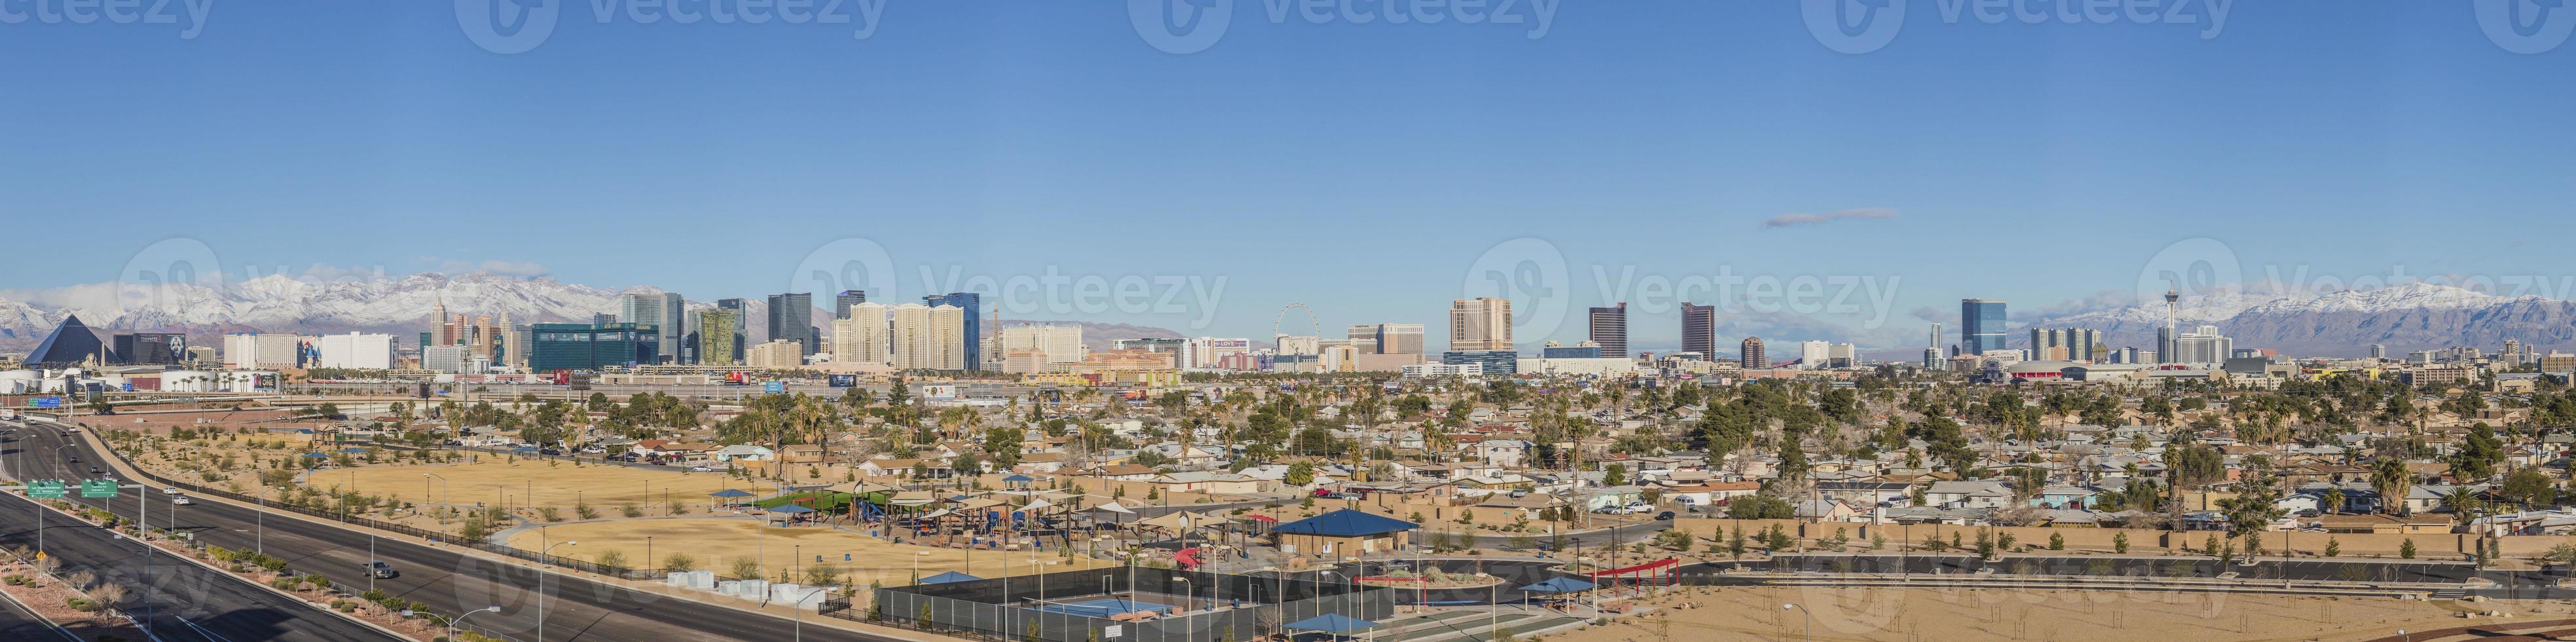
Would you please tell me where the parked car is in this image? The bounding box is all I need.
[1621,501,1653,514]
[538,448,563,456]
[364,561,397,578]
[1653,510,1677,521]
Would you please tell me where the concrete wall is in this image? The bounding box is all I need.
[1669,518,2563,561]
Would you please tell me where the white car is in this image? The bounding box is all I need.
[171,495,193,506]
[689,465,714,472]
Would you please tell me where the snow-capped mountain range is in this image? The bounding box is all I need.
[2024,282,2576,357]
[0,272,678,349]
[0,271,1199,356]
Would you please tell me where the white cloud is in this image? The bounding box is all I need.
[1763,207,1899,229]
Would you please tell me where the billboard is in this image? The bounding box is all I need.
[763,381,786,394]
[827,374,856,388]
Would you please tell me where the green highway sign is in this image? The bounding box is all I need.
[79,480,118,499]
[26,481,65,499]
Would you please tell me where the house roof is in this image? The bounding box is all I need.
[1271,509,1419,537]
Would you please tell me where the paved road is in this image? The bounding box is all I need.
[7,418,905,642]
[0,585,75,642]
[0,429,398,642]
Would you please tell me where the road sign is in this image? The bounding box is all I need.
[28,397,60,409]
[79,480,118,499]
[764,381,785,394]
[26,481,65,499]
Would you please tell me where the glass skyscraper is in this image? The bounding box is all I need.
[1961,299,2008,356]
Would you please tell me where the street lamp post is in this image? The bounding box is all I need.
[451,605,501,641]
[1783,603,1811,642]
[538,540,578,642]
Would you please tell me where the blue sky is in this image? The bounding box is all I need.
[4,1,2571,349]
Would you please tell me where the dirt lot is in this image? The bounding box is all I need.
[332,459,754,510]
[1556,586,2576,642]
[501,518,1115,586]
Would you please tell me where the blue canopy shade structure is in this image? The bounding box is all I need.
[709,489,757,498]
[300,453,330,459]
[1000,474,1035,483]
[510,447,540,454]
[1270,509,1419,538]
[1285,613,1378,633]
[919,571,981,584]
[1517,577,1597,594]
[763,504,818,514]
[340,447,369,453]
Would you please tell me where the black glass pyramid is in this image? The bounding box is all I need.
[24,314,117,368]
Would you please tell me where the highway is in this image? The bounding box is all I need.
[0,584,76,642]
[0,429,401,641]
[5,418,906,641]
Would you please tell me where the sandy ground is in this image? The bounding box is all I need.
[330,458,756,510]
[1549,586,2576,642]
[501,518,1116,586]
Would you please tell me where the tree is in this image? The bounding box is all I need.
[2112,531,2129,554]
[2399,538,2417,559]
[1727,495,1795,519]
[2500,467,2555,508]
[2325,538,2340,557]
[2371,459,2413,516]
[1602,463,1627,487]
[1283,461,1316,487]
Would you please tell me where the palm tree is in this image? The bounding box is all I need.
[2372,458,2412,516]
[2323,487,2346,515]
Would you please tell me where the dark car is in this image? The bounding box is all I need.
[1654,510,1678,521]
[365,561,397,578]
[539,448,563,456]
[88,466,103,475]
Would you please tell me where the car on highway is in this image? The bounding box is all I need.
[1653,510,1677,521]
[688,465,715,472]
[172,495,193,506]
[88,466,102,475]
[363,561,397,578]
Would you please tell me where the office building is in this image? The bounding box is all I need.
[526,323,658,372]
[1274,335,1321,356]
[834,291,868,320]
[1001,324,1084,365]
[422,345,468,373]
[697,308,742,365]
[1541,341,1602,359]
[767,293,817,356]
[831,301,890,365]
[1449,297,1514,352]
[223,333,303,369]
[619,292,686,364]
[1923,324,1944,369]
[591,313,617,326]
[1587,303,1628,358]
[714,298,748,356]
[1347,324,1425,355]
[1799,341,1831,369]
[1441,349,1518,375]
[1741,337,1768,369]
[746,339,805,368]
[1961,299,2007,356]
[2171,326,2233,364]
[1680,303,1717,359]
[1828,343,1860,368]
[311,333,397,369]
[112,332,187,366]
[920,293,982,370]
[2368,344,2388,360]
[929,304,966,369]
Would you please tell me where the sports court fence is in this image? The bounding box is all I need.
[848,567,1395,642]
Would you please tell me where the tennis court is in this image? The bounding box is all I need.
[1021,592,1190,617]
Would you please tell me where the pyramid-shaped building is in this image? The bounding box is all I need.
[22,314,116,368]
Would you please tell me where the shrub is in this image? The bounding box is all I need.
[576,503,598,520]
[595,550,629,574]
[539,507,562,523]
[664,553,697,573]
[731,557,762,580]
[620,504,643,518]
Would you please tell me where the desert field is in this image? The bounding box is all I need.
[322,459,756,510]
[502,518,1116,586]
[1556,585,2576,642]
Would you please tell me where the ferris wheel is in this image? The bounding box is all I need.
[1275,303,1317,338]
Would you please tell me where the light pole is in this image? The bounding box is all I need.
[256,485,274,556]
[451,605,500,641]
[538,540,577,642]
[1783,603,1811,642]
